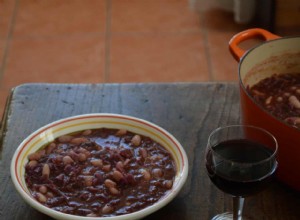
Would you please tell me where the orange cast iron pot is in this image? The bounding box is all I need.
[229,28,300,191]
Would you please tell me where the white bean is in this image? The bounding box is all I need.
[113,170,124,181]
[152,168,163,178]
[90,159,103,167]
[78,148,91,157]
[139,148,148,158]
[109,187,120,195]
[42,164,50,178]
[36,192,47,203]
[116,161,124,171]
[285,117,300,125]
[39,185,47,194]
[28,150,45,161]
[115,129,127,136]
[291,86,297,90]
[78,153,87,162]
[63,155,74,165]
[102,204,113,214]
[277,96,283,102]
[27,160,38,168]
[123,158,131,166]
[131,135,141,146]
[46,143,56,154]
[265,96,272,105]
[70,137,89,145]
[82,129,92,136]
[289,95,300,109]
[58,135,73,143]
[46,192,54,198]
[252,90,264,96]
[141,169,151,181]
[164,180,173,189]
[84,176,94,187]
[104,179,116,188]
[86,213,97,217]
[102,164,111,172]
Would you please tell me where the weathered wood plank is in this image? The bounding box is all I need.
[0,83,299,220]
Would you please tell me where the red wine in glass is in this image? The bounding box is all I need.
[206,139,277,197]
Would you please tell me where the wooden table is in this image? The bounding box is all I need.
[0,83,299,220]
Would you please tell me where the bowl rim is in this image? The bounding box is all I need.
[10,113,189,220]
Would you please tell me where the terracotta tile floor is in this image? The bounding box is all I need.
[0,0,287,117]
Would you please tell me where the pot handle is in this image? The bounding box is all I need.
[229,28,280,62]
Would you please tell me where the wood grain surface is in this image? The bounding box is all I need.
[0,83,299,220]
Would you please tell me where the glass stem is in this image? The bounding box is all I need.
[233,196,244,220]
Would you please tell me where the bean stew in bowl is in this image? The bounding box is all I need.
[11,114,188,220]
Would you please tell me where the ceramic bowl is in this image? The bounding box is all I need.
[11,113,188,220]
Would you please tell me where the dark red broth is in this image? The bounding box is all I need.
[25,128,176,217]
[247,73,300,128]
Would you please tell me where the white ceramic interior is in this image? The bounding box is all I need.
[240,37,300,87]
[11,113,188,220]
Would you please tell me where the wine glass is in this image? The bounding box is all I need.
[205,125,278,220]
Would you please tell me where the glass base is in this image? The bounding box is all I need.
[211,212,244,220]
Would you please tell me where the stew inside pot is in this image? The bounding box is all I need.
[247,73,300,128]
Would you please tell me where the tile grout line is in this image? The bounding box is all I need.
[203,30,214,81]
[0,0,19,87]
[104,0,112,83]
[199,10,214,82]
